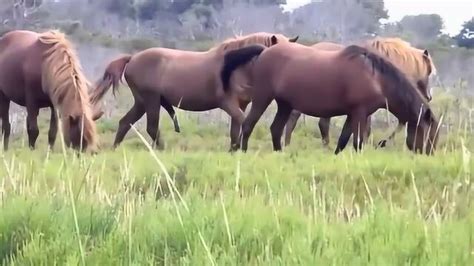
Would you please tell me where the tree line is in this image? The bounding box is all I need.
[0,0,473,49]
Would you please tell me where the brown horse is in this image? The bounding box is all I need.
[0,30,101,151]
[283,38,437,148]
[90,32,298,149]
[221,40,439,154]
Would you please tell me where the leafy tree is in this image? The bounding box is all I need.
[289,0,388,41]
[99,0,136,18]
[136,0,171,21]
[454,17,474,49]
[357,0,388,33]
[399,14,444,41]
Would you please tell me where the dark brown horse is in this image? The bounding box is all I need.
[221,40,439,154]
[90,32,298,149]
[0,30,101,151]
[284,38,437,148]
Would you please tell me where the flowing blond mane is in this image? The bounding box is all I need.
[367,37,437,79]
[214,32,290,52]
[38,30,97,149]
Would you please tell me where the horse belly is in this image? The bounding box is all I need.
[290,95,347,118]
[159,69,221,111]
[277,77,348,118]
[161,83,220,111]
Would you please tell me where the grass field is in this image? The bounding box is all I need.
[0,87,473,265]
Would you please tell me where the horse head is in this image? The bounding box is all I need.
[406,107,439,155]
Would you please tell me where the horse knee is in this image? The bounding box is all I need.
[118,117,132,129]
[27,122,39,135]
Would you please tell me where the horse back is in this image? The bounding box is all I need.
[311,42,344,51]
[124,47,222,109]
[254,44,383,115]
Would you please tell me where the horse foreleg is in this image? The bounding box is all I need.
[377,121,405,148]
[26,104,40,149]
[48,106,58,149]
[0,95,11,151]
[283,110,301,147]
[334,117,351,155]
[271,100,293,151]
[114,102,145,148]
[318,117,331,146]
[161,97,180,133]
[351,111,369,152]
[144,94,163,149]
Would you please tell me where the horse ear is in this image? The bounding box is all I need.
[271,35,278,45]
[289,35,299,43]
[423,49,429,57]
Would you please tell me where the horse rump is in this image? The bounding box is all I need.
[220,44,266,91]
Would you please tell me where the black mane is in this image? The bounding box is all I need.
[341,45,430,121]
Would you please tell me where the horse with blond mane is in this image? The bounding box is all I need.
[0,30,102,151]
[90,32,298,150]
[283,37,437,149]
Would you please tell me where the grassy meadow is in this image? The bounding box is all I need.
[0,86,473,265]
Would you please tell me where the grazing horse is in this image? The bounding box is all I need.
[0,30,101,151]
[283,38,437,147]
[90,32,298,149]
[221,40,439,154]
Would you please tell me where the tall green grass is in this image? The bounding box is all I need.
[0,87,473,265]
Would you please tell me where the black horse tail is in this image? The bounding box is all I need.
[341,45,431,121]
[220,45,266,92]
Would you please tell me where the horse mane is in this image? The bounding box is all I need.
[214,32,287,51]
[341,45,431,121]
[38,30,97,148]
[367,37,437,78]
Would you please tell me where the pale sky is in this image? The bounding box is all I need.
[284,0,474,35]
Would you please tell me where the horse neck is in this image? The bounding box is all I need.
[379,76,424,124]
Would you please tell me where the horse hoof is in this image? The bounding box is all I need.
[377,140,387,148]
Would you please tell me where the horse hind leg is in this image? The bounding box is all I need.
[228,100,249,152]
[220,97,246,152]
[0,94,11,150]
[271,100,293,151]
[114,101,145,148]
[240,97,273,151]
[283,110,301,147]
[161,96,180,133]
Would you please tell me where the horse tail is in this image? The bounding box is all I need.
[220,44,266,92]
[341,45,429,119]
[90,54,132,104]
